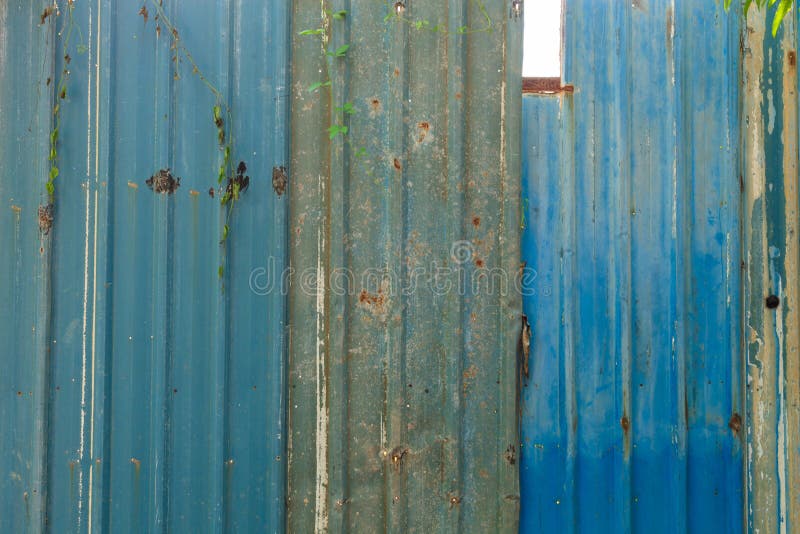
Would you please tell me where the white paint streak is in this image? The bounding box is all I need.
[87,3,102,529]
[767,88,776,135]
[314,175,328,534]
[777,277,787,534]
[77,5,95,527]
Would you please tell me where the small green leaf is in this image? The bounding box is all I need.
[49,148,57,161]
[213,105,221,121]
[76,44,88,54]
[334,44,350,57]
[299,28,325,35]
[772,0,793,36]
[354,147,367,158]
[384,12,394,22]
[46,182,55,196]
[50,128,59,144]
[331,10,347,20]
[327,124,348,139]
[49,166,59,180]
[308,80,332,92]
[457,25,468,34]
[218,265,224,278]
[222,224,229,240]
[724,0,731,9]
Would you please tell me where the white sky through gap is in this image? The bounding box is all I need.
[523,0,562,77]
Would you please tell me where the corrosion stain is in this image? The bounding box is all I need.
[448,494,461,509]
[358,281,391,320]
[369,98,382,116]
[504,444,516,465]
[393,68,400,77]
[416,121,431,144]
[474,258,484,268]
[729,413,743,434]
[455,92,462,100]
[393,158,402,170]
[520,315,531,379]
[389,445,408,472]
[146,168,180,194]
[620,415,631,433]
[472,216,481,227]
[38,204,54,235]
[272,165,288,197]
[789,50,797,67]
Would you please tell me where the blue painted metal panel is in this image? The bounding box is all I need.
[0,1,288,532]
[520,1,744,531]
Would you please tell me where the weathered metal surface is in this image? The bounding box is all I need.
[287,1,522,532]
[520,1,745,531]
[0,1,288,532]
[741,8,800,534]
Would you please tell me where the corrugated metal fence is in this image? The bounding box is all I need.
[4,0,800,532]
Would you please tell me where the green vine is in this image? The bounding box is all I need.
[42,0,85,205]
[144,1,247,277]
[382,0,493,35]
[299,1,494,178]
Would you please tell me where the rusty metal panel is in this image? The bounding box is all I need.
[520,1,744,531]
[286,1,522,532]
[741,8,800,534]
[0,1,288,532]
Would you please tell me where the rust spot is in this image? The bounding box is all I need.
[620,416,631,433]
[138,5,149,24]
[474,258,484,268]
[11,205,22,213]
[38,204,54,235]
[789,50,796,67]
[665,6,673,52]
[389,446,408,472]
[16,391,22,397]
[370,98,381,112]
[208,187,215,198]
[272,166,288,197]
[462,364,478,394]
[130,457,141,470]
[146,168,180,194]
[416,122,431,143]
[729,413,742,433]
[472,216,481,227]
[448,494,461,508]
[393,158,402,170]
[39,6,55,25]
[520,315,531,379]
[455,92,462,100]
[393,68,400,77]
[504,444,516,465]
[522,78,574,94]
[189,189,199,197]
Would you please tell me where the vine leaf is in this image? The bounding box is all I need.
[327,124,348,139]
[308,80,332,92]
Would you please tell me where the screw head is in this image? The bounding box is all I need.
[766,295,780,309]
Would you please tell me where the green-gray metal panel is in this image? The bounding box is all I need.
[287,1,522,532]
